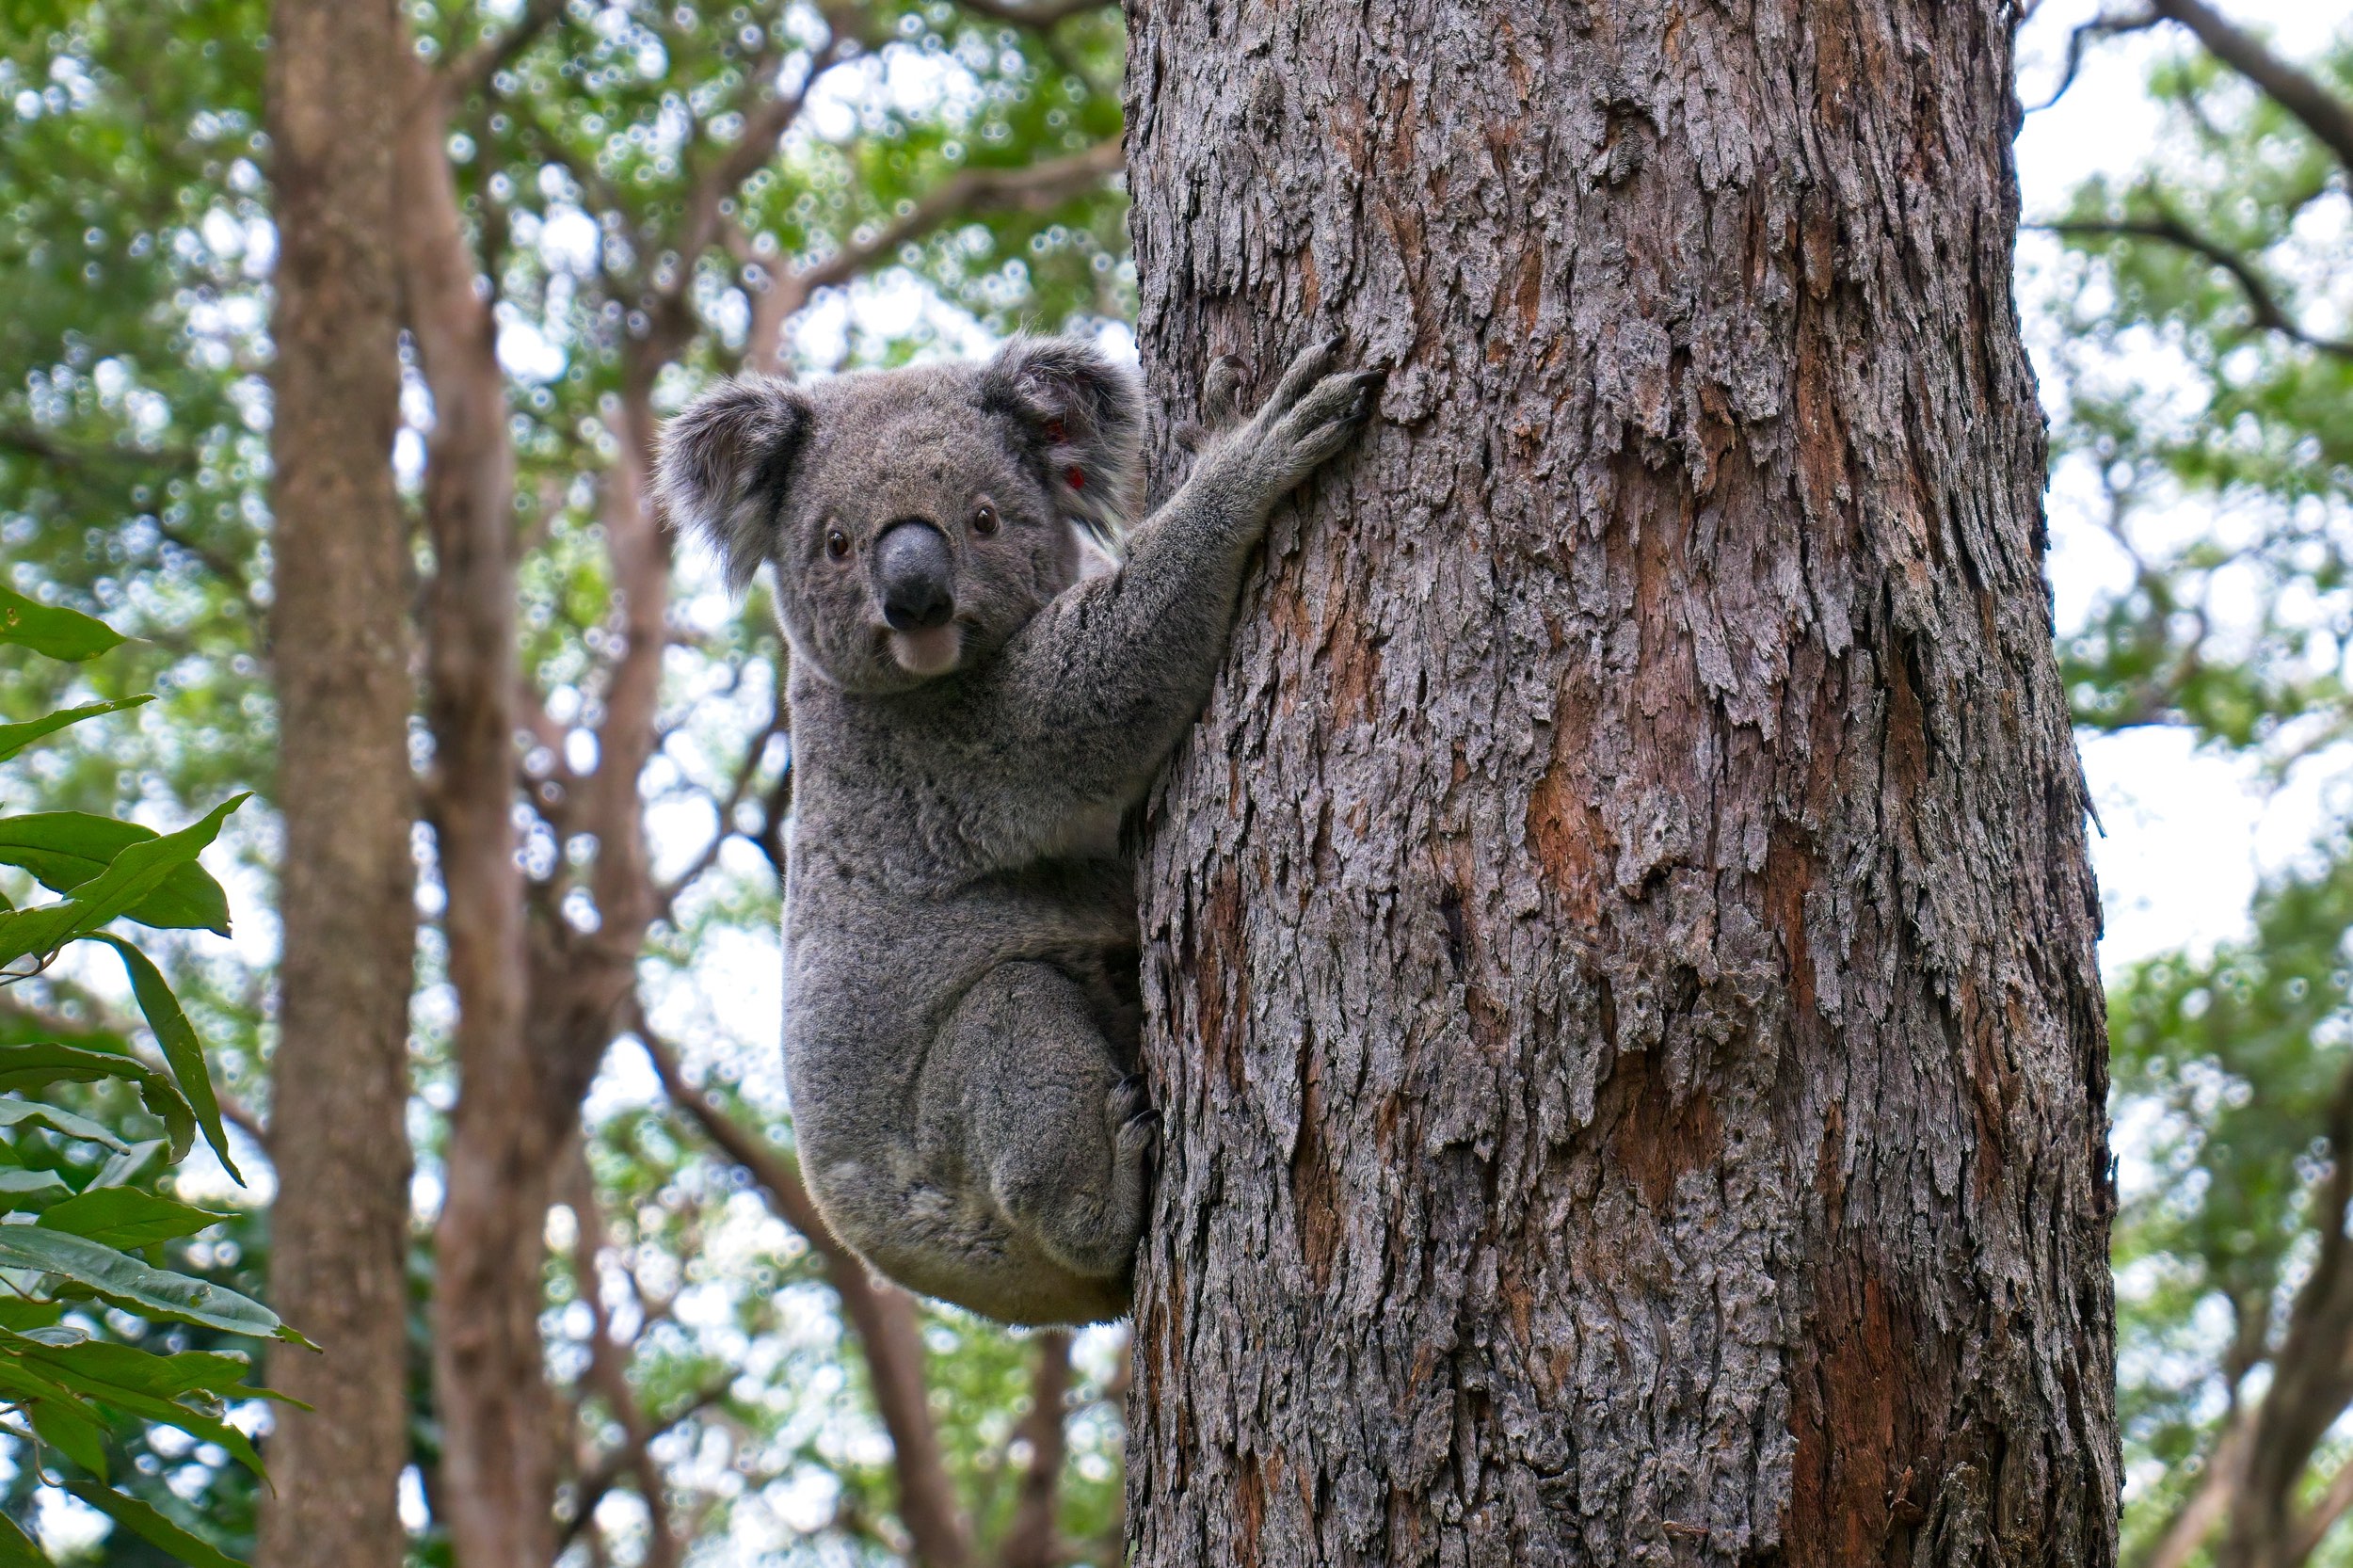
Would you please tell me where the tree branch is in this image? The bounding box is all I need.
[2129,1412,2249,1568]
[2290,1450,2353,1567]
[997,1331,1071,1568]
[743,138,1124,374]
[2221,1060,2353,1568]
[2147,0,2353,175]
[952,0,1112,27]
[2030,216,2353,359]
[637,1012,973,1568]
[664,13,867,315]
[557,1376,735,1552]
[558,1145,681,1568]
[0,425,193,472]
[2023,8,2158,115]
[435,0,568,103]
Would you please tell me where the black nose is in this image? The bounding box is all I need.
[874,520,955,632]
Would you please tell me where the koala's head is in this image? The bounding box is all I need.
[654,336,1141,695]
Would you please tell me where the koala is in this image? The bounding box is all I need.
[654,333,1381,1324]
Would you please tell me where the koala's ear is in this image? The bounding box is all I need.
[975,335,1143,546]
[654,376,812,594]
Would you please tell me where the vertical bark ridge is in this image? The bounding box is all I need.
[1124,3,2116,1565]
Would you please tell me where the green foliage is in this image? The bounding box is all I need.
[0,597,286,1562]
[4,0,1140,1559]
[2045,41,2353,755]
[2036,22,2353,1560]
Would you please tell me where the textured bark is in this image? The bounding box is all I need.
[1123,4,2118,1567]
[256,4,418,1566]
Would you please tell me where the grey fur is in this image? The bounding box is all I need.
[656,333,1381,1324]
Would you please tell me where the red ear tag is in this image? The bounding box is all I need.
[1065,466,1086,489]
[1045,419,1068,443]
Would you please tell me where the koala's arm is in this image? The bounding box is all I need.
[984,340,1381,808]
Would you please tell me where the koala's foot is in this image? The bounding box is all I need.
[1112,1072,1160,1169]
[1176,354,1252,453]
[950,964,1157,1292]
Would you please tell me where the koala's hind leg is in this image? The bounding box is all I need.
[942,961,1157,1288]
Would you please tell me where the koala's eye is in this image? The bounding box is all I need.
[971,503,999,537]
[824,527,851,561]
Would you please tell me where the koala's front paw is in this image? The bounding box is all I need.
[1246,336,1384,493]
[1201,353,1251,429]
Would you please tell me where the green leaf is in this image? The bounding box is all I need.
[0,696,152,763]
[0,793,248,968]
[0,1223,301,1343]
[26,1393,109,1480]
[23,1342,267,1478]
[0,1504,45,1567]
[0,586,126,663]
[0,1099,130,1153]
[88,1139,169,1193]
[63,1482,243,1568]
[0,1041,155,1096]
[0,1045,198,1164]
[0,813,232,935]
[83,937,239,1182]
[0,1170,72,1210]
[0,1353,102,1432]
[0,1301,63,1333]
[17,1338,262,1403]
[38,1189,228,1250]
[0,1346,105,1487]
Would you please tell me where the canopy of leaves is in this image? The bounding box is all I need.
[8,0,1134,1561]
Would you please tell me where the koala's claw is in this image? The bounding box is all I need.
[1110,1072,1152,1127]
[1116,1107,1162,1176]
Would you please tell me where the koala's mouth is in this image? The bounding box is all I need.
[887,624,963,678]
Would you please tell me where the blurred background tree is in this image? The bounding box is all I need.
[4,0,1128,1562]
[3,0,2352,1562]
[2027,5,2353,1568]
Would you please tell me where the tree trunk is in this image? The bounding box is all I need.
[1123,4,2118,1566]
[393,49,549,1568]
[257,3,418,1566]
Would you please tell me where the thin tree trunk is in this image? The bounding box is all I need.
[1124,4,2118,1566]
[393,46,549,1568]
[1000,1332,1073,1568]
[257,3,418,1565]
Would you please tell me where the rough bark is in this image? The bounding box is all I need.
[256,4,419,1566]
[1123,4,2118,1567]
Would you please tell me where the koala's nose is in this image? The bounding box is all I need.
[874,520,956,632]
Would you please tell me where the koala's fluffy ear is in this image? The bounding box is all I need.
[975,336,1143,546]
[654,377,812,594]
